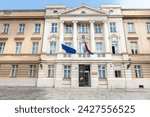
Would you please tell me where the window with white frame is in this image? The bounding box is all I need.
[65,24,72,33]
[128,23,135,33]
[51,23,57,33]
[48,65,55,78]
[64,65,71,79]
[79,42,85,53]
[15,42,22,54]
[18,24,25,33]
[96,42,103,53]
[110,22,116,32]
[50,42,56,54]
[112,41,119,54]
[98,65,106,79]
[134,65,142,78]
[35,23,41,33]
[146,23,150,33]
[131,42,138,54]
[28,65,36,77]
[10,65,18,77]
[95,24,101,33]
[114,65,122,78]
[32,42,38,54]
[0,42,5,54]
[3,24,9,33]
[65,42,71,47]
[79,24,88,33]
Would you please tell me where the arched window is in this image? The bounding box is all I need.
[53,10,58,13]
[81,11,86,14]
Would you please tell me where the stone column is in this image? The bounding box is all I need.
[89,20,95,52]
[59,21,64,53]
[72,20,78,50]
[103,21,110,53]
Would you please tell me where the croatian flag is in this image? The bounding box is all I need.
[83,41,94,54]
[62,44,76,54]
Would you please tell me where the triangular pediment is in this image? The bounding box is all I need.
[61,5,108,16]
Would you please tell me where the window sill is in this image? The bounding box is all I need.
[17,32,24,35]
[33,32,40,35]
[128,32,136,34]
[63,78,71,80]
[1,32,8,35]
[50,32,57,33]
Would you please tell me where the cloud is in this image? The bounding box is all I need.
[118,0,150,8]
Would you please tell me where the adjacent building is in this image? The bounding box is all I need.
[0,4,150,88]
[0,10,45,86]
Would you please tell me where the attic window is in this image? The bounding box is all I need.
[81,11,86,14]
[53,10,58,13]
[109,9,114,13]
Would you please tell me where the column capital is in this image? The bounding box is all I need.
[60,20,64,23]
[89,20,95,23]
[102,20,109,24]
[72,20,78,23]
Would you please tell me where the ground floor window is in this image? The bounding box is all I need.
[98,65,106,79]
[48,65,55,78]
[64,65,71,79]
[10,65,18,77]
[28,65,36,77]
[134,65,142,78]
[114,65,121,78]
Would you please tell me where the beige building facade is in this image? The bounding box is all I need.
[0,4,150,88]
[0,10,45,86]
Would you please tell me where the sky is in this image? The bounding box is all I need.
[0,0,149,10]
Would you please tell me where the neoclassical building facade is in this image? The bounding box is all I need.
[0,4,150,88]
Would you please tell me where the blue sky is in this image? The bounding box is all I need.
[0,0,149,9]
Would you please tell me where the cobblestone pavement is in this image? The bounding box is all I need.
[0,87,150,100]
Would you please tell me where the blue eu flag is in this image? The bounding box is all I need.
[62,44,76,54]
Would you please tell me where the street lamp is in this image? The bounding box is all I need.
[38,58,42,69]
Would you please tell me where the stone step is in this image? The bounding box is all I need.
[99,80,108,85]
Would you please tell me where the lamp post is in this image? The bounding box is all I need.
[38,58,42,69]
[125,59,131,91]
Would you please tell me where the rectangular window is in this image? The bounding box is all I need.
[114,65,121,78]
[50,42,56,54]
[79,24,88,33]
[110,22,116,32]
[98,65,106,79]
[0,43,5,54]
[10,65,18,77]
[18,24,25,33]
[64,65,71,79]
[96,42,103,53]
[15,42,22,54]
[35,23,41,33]
[95,24,101,33]
[134,65,142,78]
[3,24,9,33]
[28,65,36,77]
[131,42,138,54]
[65,24,72,33]
[51,23,57,33]
[48,65,55,77]
[112,41,119,54]
[146,23,150,33]
[32,42,38,54]
[79,42,85,53]
[128,23,135,33]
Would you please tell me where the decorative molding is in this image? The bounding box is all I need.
[0,37,8,40]
[77,34,90,40]
[48,34,59,41]
[109,34,120,40]
[127,37,138,40]
[31,37,41,40]
[14,37,25,40]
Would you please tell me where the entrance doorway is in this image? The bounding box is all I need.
[79,65,91,87]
